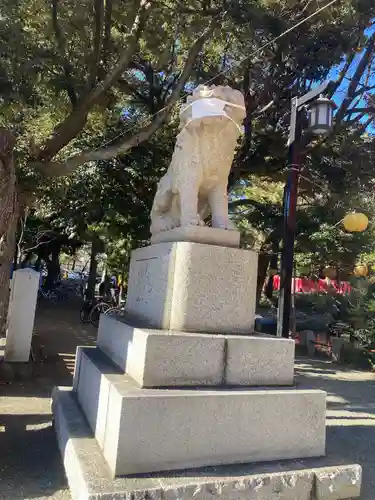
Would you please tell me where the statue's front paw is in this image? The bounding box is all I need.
[225,219,237,231]
[212,218,237,231]
[180,214,201,227]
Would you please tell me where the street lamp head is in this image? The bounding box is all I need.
[308,95,336,135]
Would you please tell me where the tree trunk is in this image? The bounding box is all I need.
[86,236,101,301]
[264,242,279,306]
[44,248,61,290]
[256,253,271,306]
[0,129,17,338]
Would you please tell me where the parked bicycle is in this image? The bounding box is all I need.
[37,288,58,305]
[80,296,116,328]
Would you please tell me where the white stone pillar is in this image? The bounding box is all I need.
[4,269,40,362]
[299,330,316,356]
[331,336,349,362]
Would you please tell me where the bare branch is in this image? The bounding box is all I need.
[17,208,29,263]
[117,78,152,107]
[346,107,375,114]
[87,0,104,90]
[255,100,275,116]
[346,113,365,127]
[51,0,78,107]
[352,115,375,138]
[353,84,375,99]
[335,31,375,123]
[22,238,58,254]
[328,50,357,99]
[38,25,214,177]
[37,0,148,163]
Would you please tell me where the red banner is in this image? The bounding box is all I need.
[272,276,351,294]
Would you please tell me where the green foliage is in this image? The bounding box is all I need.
[2,0,375,281]
[340,344,375,370]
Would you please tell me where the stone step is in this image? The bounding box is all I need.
[53,385,361,500]
[97,314,295,387]
[74,346,326,477]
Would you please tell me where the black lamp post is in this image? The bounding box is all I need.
[276,81,336,338]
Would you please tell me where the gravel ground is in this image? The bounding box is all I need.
[296,359,375,500]
[1,308,375,499]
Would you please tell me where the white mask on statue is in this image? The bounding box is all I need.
[184,98,245,133]
[192,98,226,119]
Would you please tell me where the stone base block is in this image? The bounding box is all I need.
[150,226,240,248]
[52,386,361,500]
[74,347,326,476]
[125,242,258,334]
[0,338,34,381]
[225,334,295,386]
[97,315,295,387]
[97,314,225,386]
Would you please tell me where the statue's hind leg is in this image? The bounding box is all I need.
[208,183,235,230]
[151,189,180,235]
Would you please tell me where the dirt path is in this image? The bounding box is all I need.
[296,359,375,499]
[1,308,375,499]
[0,305,97,500]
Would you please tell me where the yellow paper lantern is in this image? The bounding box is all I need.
[323,266,337,279]
[354,264,368,277]
[343,212,369,232]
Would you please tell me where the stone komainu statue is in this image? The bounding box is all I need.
[150,85,246,236]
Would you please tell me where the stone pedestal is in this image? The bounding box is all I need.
[125,242,258,333]
[150,226,240,248]
[53,238,361,499]
[72,345,325,477]
[4,269,39,362]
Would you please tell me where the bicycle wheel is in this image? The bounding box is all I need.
[47,291,58,304]
[89,302,111,328]
[104,306,120,316]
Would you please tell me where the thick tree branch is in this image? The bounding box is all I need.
[162,73,181,101]
[117,78,150,105]
[103,0,113,64]
[37,26,214,177]
[51,0,78,107]
[83,0,149,109]
[37,0,148,163]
